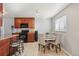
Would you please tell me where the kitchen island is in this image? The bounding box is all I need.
[0,34,18,56]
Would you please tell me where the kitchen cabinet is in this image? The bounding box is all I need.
[0,35,18,56]
[29,19,34,28]
[0,3,3,13]
[0,3,3,27]
[0,17,2,27]
[0,39,10,56]
[27,32,35,42]
[14,18,35,28]
[13,32,35,42]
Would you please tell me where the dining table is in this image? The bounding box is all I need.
[44,35,56,50]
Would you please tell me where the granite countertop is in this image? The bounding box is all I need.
[0,34,18,40]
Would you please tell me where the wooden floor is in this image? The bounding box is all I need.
[21,42,66,56]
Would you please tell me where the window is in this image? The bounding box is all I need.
[55,16,67,32]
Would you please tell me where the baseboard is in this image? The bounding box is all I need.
[61,47,72,56]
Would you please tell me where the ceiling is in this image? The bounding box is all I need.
[3,3,69,19]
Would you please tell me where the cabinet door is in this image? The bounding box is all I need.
[0,3,3,27]
[0,3,3,13]
[0,39,10,56]
[15,19,21,28]
[0,47,4,56]
[15,18,35,28]
[0,17,2,27]
[3,44,9,56]
[29,19,34,28]
[0,46,9,56]
[28,32,35,42]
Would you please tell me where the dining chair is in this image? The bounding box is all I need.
[9,38,21,56]
[9,35,24,56]
[50,32,61,53]
[38,34,49,53]
[18,35,24,53]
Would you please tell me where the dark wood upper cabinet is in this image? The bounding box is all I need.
[0,17,2,27]
[14,17,35,29]
[0,3,3,13]
[0,3,3,27]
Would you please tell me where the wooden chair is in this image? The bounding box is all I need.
[9,38,21,56]
[9,35,24,56]
[50,33,61,53]
[18,35,24,53]
[38,34,49,53]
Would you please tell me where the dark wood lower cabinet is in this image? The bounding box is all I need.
[0,47,4,56]
[13,32,35,42]
[0,39,10,56]
[27,32,35,42]
[0,36,17,56]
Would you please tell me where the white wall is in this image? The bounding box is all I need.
[2,16,51,35]
[2,17,14,35]
[51,4,79,56]
[35,17,51,34]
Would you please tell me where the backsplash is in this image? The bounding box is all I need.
[13,28,35,33]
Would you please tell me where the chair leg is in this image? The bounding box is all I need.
[55,45,58,53]
[38,44,40,51]
[51,44,54,48]
[47,43,50,50]
[21,43,24,52]
[43,46,45,54]
[15,47,18,56]
[18,46,21,56]
[39,44,46,54]
[58,44,61,51]
[23,44,24,50]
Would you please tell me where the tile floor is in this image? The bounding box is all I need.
[21,42,66,56]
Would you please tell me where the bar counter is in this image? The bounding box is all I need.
[0,34,19,56]
[0,34,18,40]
